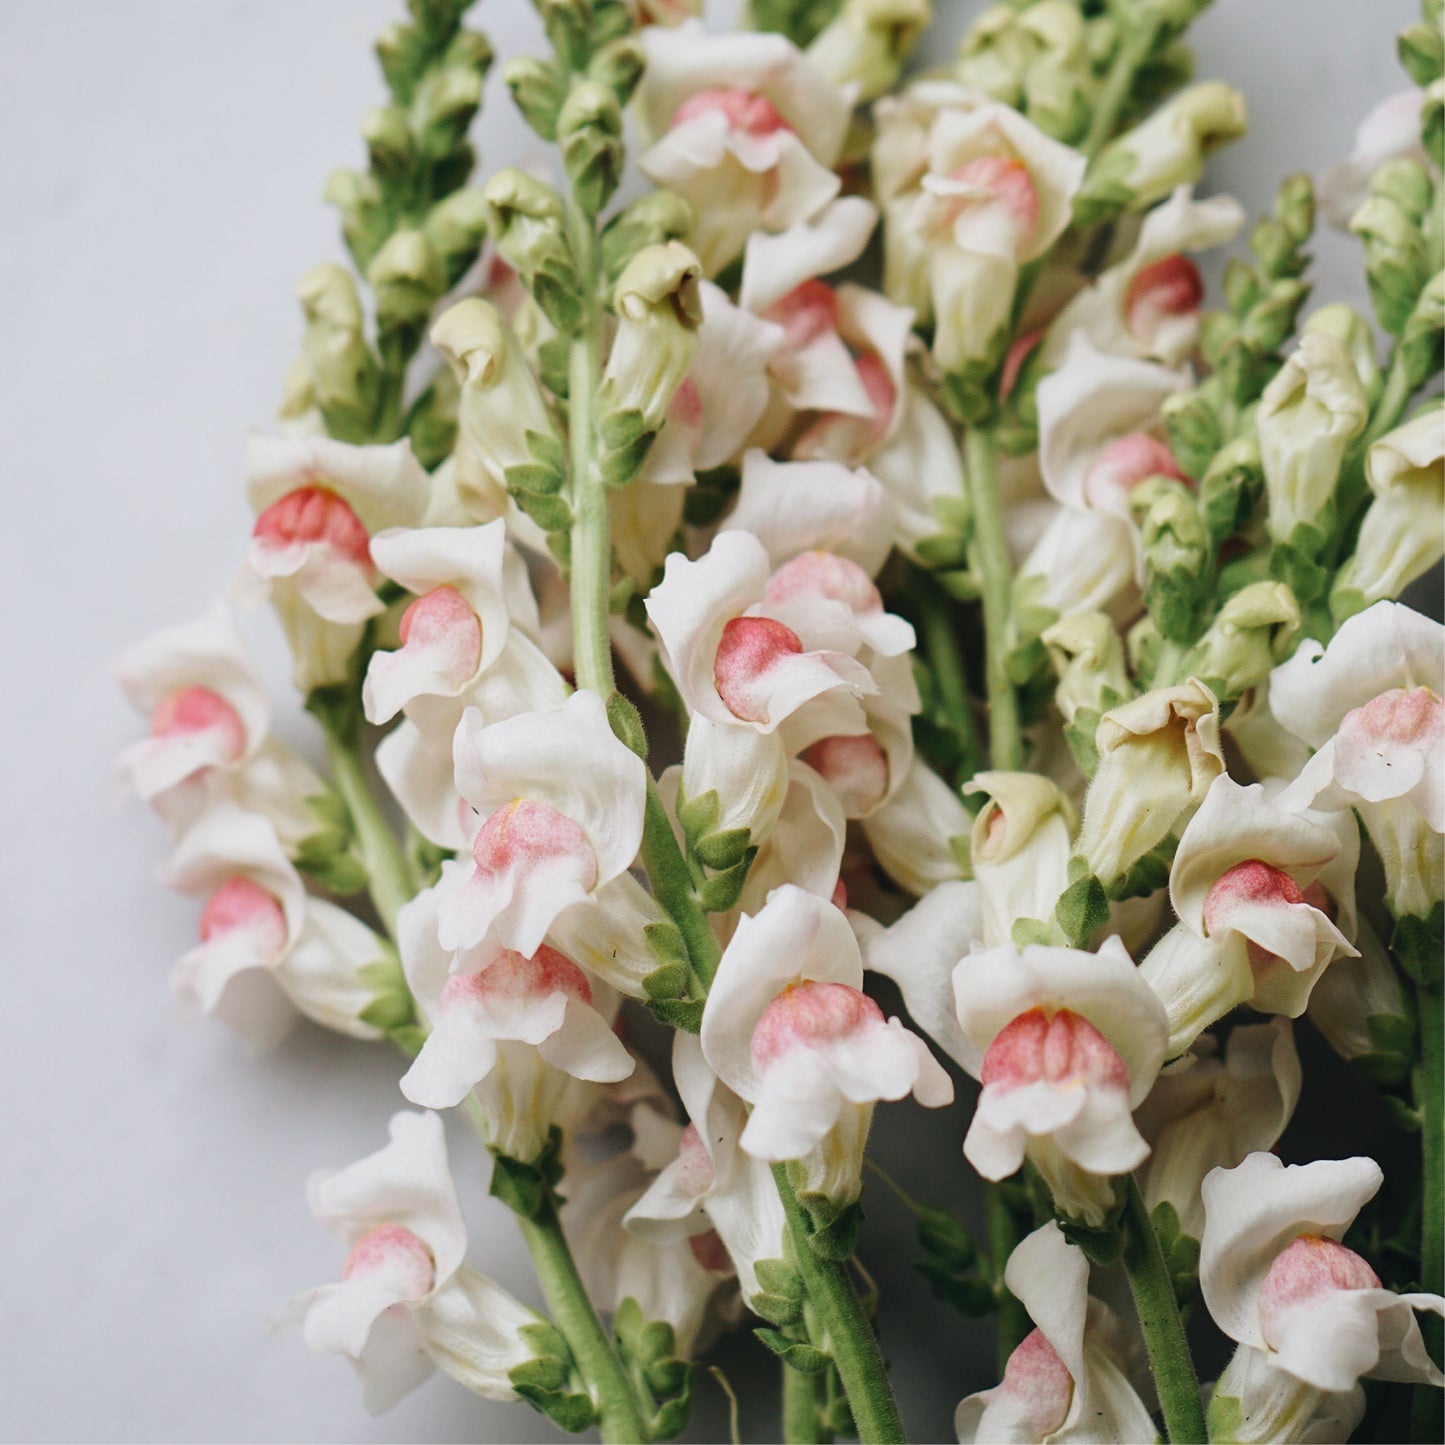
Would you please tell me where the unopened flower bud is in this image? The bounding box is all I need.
[1075,678,1225,885]
[1132,477,1210,643]
[600,190,693,284]
[1162,388,1224,480]
[368,230,446,346]
[807,0,932,102]
[504,56,565,140]
[558,80,625,217]
[1332,404,1445,617]
[1351,191,1430,336]
[422,187,488,287]
[589,36,646,107]
[431,298,564,515]
[680,716,790,856]
[1198,435,1263,544]
[599,242,703,449]
[1257,330,1370,549]
[1042,611,1131,726]
[483,169,582,332]
[294,264,377,425]
[363,103,412,177]
[1303,303,1382,401]
[1307,917,1411,1083]
[323,168,389,269]
[1183,582,1300,700]
[1085,82,1248,215]
[412,64,484,160]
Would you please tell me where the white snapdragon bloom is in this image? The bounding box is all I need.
[680,713,792,849]
[962,771,1074,947]
[1319,88,1428,228]
[1139,776,1356,1056]
[907,102,1086,372]
[791,283,967,560]
[435,691,647,957]
[1074,678,1225,887]
[239,433,429,690]
[1201,1152,1445,1423]
[1270,601,1444,918]
[862,756,972,896]
[955,1222,1158,1444]
[1334,404,1445,610]
[953,938,1168,1226]
[626,1033,790,1306]
[287,1111,541,1414]
[700,885,952,1206]
[1257,330,1371,547]
[1016,506,1138,619]
[645,531,889,736]
[398,865,635,1161]
[1041,186,1246,368]
[166,801,401,1049]
[1136,1018,1301,1241]
[115,601,321,849]
[635,23,853,274]
[363,522,567,850]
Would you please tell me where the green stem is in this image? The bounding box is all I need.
[914,576,983,789]
[1080,17,1164,158]
[1413,983,1444,1440]
[565,199,614,699]
[640,775,722,991]
[1120,1176,1206,1444]
[964,426,1024,772]
[518,1193,650,1445]
[323,727,414,940]
[986,1186,1029,1376]
[771,1165,907,1444]
[782,1362,830,1444]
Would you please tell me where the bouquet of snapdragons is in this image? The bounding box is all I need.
[118,0,1445,1440]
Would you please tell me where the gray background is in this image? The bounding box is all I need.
[0,1,1417,1440]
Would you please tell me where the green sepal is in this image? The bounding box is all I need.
[357,951,417,1033]
[600,429,658,488]
[488,1129,564,1220]
[694,827,752,872]
[509,1356,570,1393]
[1391,904,1444,987]
[797,1192,861,1261]
[643,920,689,970]
[636,1318,677,1368]
[641,962,689,1001]
[648,997,705,1033]
[699,852,756,913]
[1062,707,1103,780]
[917,1206,977,1272]
[754,1328,831,1374]
[1351,1013,1417,1086]
[538,335,572,398]
[503,55,565,141]
[512,1383,598,1434]
[915,533,972,570]
[613,1296,644,1352]
[822,1390,856,1437]
[649,1392,693,1440]
[514,490,573,534]
[750,1291,804,1327]
[914,1259,995,1316]
[1385,1095,1423,1133]
[1207,1390,1246,1444]
[1104,844,1173,902]
[1150,1200,1201,1307]
[606,690,649,758]
[1059,1219,1124,1267]
[1054,873,1110,947]
[1268,539,1330,605]
[676,788,721,847]
[754,1257,805,1300]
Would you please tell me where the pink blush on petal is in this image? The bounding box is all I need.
[670,87,794,137]
[981,1007,1129,1093]
[688,1228,733,1274]
[751,980,884,1071]
[677,1123,718,1196]
[1203,859,1306,936]
[1125,253,1204,341]
[714,616,806,722]
[441,943,593,1008]
[471,799,599,893]
[342,1222,436,1301]
[253,486,373,569]
[1084,432,1190,509]
[947,156,1040,250]
[764,551,883,614]
[803,733,889,816]
[398,586,484,686]
[1258,1234,1381,1352]
[999,1327,1074,1438]
[1339,686,1443,749]
[199,877,288,954]
[763,280,841,351]
[149,685,247,763]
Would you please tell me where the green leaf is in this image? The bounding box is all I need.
[917,1207,976,1271]
[914,1259,995,1316]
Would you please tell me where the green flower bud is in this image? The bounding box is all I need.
[1042,611,1131,725]
[600,190,694,284]
[1198,435,1263,545]
[1273,172,1315,248]
[368,229,446,346]
[1086,81,1248,214]
[558,79,625,218]
[323,167,389,270]
[423,186,488,286]
[363,103,413,177]
[588,36,647,107]
[1400,268,1444,388]
[1162,388,1224,480]
[1183,581,1299,699]
[1242,277,1308,353]
[807,0,932,102]
[411,64,483,163]
[1372,156,1434,222]
[1351,192,1429,335]
[955,5,1034,102]
[294,264,376,422]
[1132,477,1210,643]
[483,169,583,331]
[1302,303,1382,402]
[504,56,565,140]
[1398,15,1445,87]
[1308,917,1412,1082]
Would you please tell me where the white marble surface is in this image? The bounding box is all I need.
[0,1,1417,1440]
